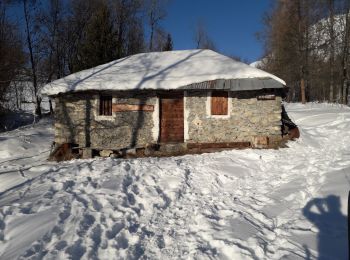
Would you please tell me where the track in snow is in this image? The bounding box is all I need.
[0,103,349,259]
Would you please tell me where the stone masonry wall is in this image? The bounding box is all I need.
[54,91,157,149]
[54,89,283,150]
[185,90,282,144]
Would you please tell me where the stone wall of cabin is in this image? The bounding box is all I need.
[54,89,283,151]
[54,91,157,149]
[185,90,282,145]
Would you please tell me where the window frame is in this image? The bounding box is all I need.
[99,95,113,116]
[94,94,116,121]
[206,90,231,119]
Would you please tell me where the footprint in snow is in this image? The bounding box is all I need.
[157,235,166,249]
[21,241,44,258]
[106,222,124,239]
[55,240,68,250]
[127,193,136,206]
[77,214,95,237]
[59,204,71,224]
[116,233,129,249]
[43,186,57,199]
[62,180,75,191]
[65,238,86,259]
[131,184,139,195]
[88,224,102,259]
[51,225,64,237]
[124,163,131,172]
[122,175,133,192]
[128,222,139,233]
[0,216,4,241]
[91,198,103,211]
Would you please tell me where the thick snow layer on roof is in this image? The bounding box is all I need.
[41,49,286,96]
[249,60,262,68]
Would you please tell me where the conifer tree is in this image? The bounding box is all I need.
[162,33,173,51]
[74,0,117,71]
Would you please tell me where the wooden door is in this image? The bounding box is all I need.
[160,94,184,143]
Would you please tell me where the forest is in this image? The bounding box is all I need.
[0,0,175,117]
[258,0,350,104]
[0,0,349,118]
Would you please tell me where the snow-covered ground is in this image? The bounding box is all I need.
[0,103,349,259]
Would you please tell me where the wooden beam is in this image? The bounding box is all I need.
[257,95,276,100]
[112,104,154,112]
[187,142,251,149]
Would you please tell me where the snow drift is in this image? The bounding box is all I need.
[0,103,349,259]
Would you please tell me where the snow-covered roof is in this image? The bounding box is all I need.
[41,49,286,96]
[249,60,262,68]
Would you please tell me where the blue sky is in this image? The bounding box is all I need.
[162,0,273,63]
[8,0,272,64]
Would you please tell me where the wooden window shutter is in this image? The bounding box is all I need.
[211,91,228,115]
[100,96,112,116]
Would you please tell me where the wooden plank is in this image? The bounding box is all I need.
[160,95,184,143]
[211,91,228,115]
[100,96,112,115]
[187,142,251,149]
[112,104,154,112]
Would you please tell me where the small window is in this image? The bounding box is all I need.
[211,91,228,115]
[99,95,112,116]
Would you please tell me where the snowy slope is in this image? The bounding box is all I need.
[41,49,286,96]
[4,80,52,112]
[0,103,349,259]
[309,13,347,58]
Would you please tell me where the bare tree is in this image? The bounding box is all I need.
[66,0,99,73]
[328,0,336,102]
[194,20,216,50]
[259,1,304,102]
[341,0,350,104]
[39,0,70,114]
[145,0,167,51]
[107,0,145,58]
[0,2,25,112]
[39,0,67,80]
[258,0,343,104]
[22,0,42,116]
[126,13,145,55]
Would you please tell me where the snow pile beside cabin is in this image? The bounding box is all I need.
[0,103,349,259]
[41,49,285,96]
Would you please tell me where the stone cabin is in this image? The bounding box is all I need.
[41,49,288,158]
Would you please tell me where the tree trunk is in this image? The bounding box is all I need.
[329,0,335,103]
[342,2,350,105]
[23,0,41,117]
[301,78,306,104]
[149,11,154,51]
[149,27,154,51]
[297,0,307,104]
[14,83,20,109]
[343,80,349,105]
